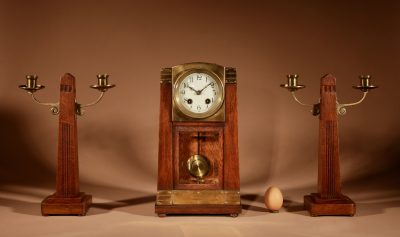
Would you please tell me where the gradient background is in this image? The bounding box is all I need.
[1,0,399,236]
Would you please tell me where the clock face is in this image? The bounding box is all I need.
[175,71,224,118]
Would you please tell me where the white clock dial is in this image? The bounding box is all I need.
[178,72,221,115]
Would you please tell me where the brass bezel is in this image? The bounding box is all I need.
[174,69,224,119]
[172,62,226,122]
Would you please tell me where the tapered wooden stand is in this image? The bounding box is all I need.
[41,74,92,216]
[304,74,355,216]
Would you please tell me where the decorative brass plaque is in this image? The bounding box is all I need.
[156,190,241,205]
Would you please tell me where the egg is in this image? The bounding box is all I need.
[264,186,283,212]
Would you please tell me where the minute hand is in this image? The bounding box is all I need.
[198,83,212,94]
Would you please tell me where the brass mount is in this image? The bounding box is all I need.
[281,74,378,116]
[187,154,210,180]
[19,74,115,115]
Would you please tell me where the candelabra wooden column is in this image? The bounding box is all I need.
[304,75,354,216]
[42,74,89,215]
[281,74,378,216]
[19,73,115,216]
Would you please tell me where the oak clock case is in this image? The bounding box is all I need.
[156,62,241,216]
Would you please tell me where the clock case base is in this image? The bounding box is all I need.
[155,204,241,216]
[304,193,355,216]
[41,192,92,216]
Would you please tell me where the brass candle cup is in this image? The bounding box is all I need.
[19,75,45,93]
[90,74,115,92]
[280,74,305,91]
[352,75,378,92]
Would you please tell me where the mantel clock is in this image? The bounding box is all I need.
[155,62,241,216]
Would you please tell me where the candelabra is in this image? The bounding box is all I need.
[281,74,377,216]
[19,73,115,215]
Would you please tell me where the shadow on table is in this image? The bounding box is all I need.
[0,184,156,217]
[241,194,269,213]
[282,181,400,217]
[0,197,41,216]
[89,188,156,217]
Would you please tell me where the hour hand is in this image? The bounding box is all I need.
[188,85,203,95]
[188,86,197,93]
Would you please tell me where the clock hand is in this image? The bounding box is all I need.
[187,86,198,93]
[198,83,212,94]
[187,85,203,95]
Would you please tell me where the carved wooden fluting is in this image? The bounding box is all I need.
[41,73,92,216]
[304,74,355,216]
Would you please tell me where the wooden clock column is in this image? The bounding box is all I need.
[304,74,355,216]
[41,73,92,216]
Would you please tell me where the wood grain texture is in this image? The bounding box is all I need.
[173,125,224,190]
[304,194,355,216]
[304,74,355,216]
[42,192,92,216]
[42,73,92,216]
[157,78,173,190]
[318,74,341,198]
[56,73,79,197]
[223,83,240,190]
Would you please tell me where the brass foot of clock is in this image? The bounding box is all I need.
[42,192,92,216]
[304,193,355,216]
[155,190,241,215]
[156,62,241,216]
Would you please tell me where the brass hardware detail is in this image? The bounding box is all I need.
[156,190,241,205]
[280,74,306,92]
[160,68,172,83]
[312,104,320,116]
[19,74,115,115]
[19,75,45,93]
[225,67,237,84]
[90,74,115,92]
[352,75,378,92]
[281,74,378,116]
[187,154,210,179]
[171,62,226,122]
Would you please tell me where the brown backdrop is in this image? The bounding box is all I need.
[1,0,399,199]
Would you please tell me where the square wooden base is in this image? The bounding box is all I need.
[155,204,241,217]
[304,193,356,216]
[41,192,92,216]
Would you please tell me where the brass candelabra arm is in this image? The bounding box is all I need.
[291,92,320,116]
[336,92,367,116]
[337,75,378,116]
[31,93,60,115]
[75,92,104,116]
[19,75,59,114]
[291,92,313,107]
[281,74,320,116]
[76,74,115,116]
